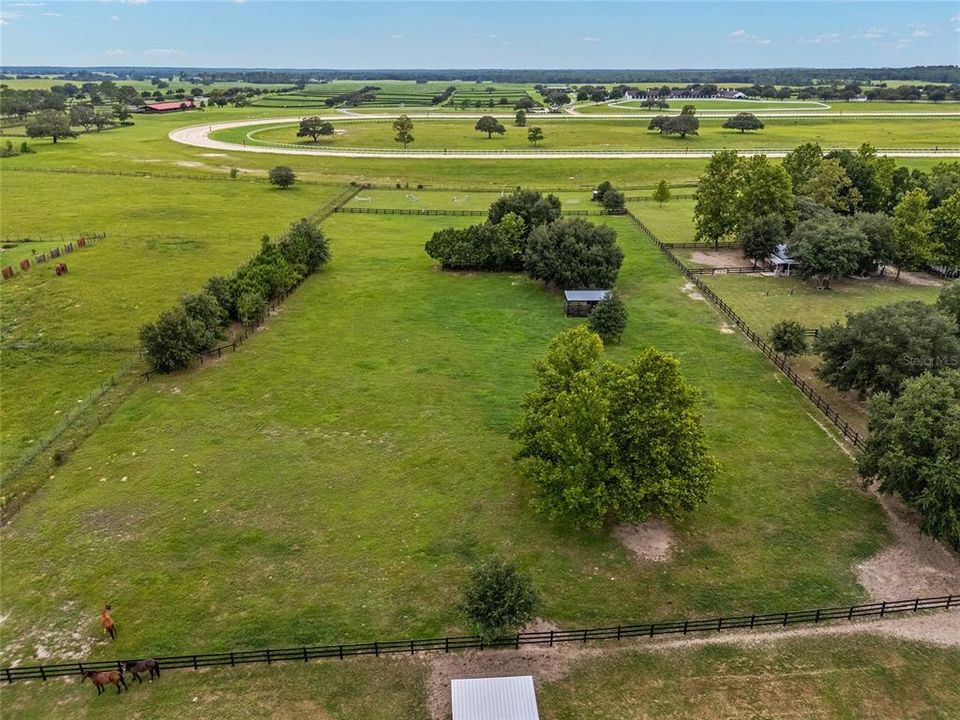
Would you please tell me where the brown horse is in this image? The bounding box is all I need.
[99,605,116,640]
[82,670,127,695]
[124,658,160,683]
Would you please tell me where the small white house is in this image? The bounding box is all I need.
[452,676,540,720]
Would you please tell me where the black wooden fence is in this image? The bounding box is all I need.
[625,210,866,450]
[2,595,954,684]
[660,241,741,250]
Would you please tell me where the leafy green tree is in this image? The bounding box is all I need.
[268,166,296,189]
[661,114,699,138]
[524,218,623,289]
[588,293,628,343]
[282,218,331,272]
[859,371,960,544]
[736,155,795,225]
[854,212,895,274]
[738,214,787,264]
[112,103,131,122]
[512,327,717,528]
[297,116,335,142]
[236,289,267,325]
[652,180,671,207]
[392,114,414,148]
[527,126,544,146]
[892,188,936,278]
[600,188,625,213]
[460,557,539,640]
[680,104,696,115]
[937,283,960,328]
[783,142,824,189]
[204,275,235,318]
[475,115,506,139]
[515,109,527,126]
[139,307,209,372]
[814,301,960,397]
[694,150,741,244]
[722,112,764,133]
[488,189,561,235]
[789,214,868,288]
[797,158,860,214]
[769,320,807,356]
[25,109,77,143]
[181,290,228,348]
[647,115,668,134]
[92,111,112,133]
[932,190,960,268]
[69,104,96,131]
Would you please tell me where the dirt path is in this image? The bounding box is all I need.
[169,120,960,160]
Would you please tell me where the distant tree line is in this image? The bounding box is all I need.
[10,65,956,85]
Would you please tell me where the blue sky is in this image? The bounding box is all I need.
[1,1,958,69]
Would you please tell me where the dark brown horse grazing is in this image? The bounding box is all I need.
[124,658,160,683]
[99,605,116,640]
[82,670,127,695]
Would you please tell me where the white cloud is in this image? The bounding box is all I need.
[391,34,403,39]
[911,29,931,37]
[728,29,770,45]
[9,2,44,6]
[0,11,23,19]
[100,0,148,5]
[799,32,842,45]
[41,11,63,16]
[104,48,128,56]
[109,14,120,21]
[143,48,182,57]
[852,26,887,41]
[950,15,959,32]
[580,36,600,43]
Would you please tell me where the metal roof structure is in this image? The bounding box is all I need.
[563,289,610,302]
[451,676,540,720]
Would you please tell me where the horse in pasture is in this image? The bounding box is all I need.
[81,670,127,695]
[99,605,116,640]
[124,658,160,683]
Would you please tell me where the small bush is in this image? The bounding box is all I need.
[229,167,239,179]
[460,557,539,640]
[268,166,296,189]
[770,320,808,356]
[588,293,628,343]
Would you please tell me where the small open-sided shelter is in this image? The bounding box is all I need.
[563,289,610,317]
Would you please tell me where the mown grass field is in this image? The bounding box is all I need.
[575,99,960,114]
[0,213,889,669]
[0,170,344,477]
[2,632,957,719]
[234,116,960,151]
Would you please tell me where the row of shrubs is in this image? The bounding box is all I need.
[424,189,624,289]
[139,219,330,372]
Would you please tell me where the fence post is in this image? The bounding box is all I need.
[814,609,821,623]
[548,631,554,647]
[230,652,235,667]
[880,601,886,618]
[39,666,46,681]
[617,625,622,640]
[515,633,520,650]
[339,645,344,660]
[266,649,271,665]
[913,598,919,612]
[5,668,11,684]
[193,655,198,670]
[848,605,854,620]
[444,637,449,653]
[411,640,416,655]
[374,641,379,657]
[302,647,308,662]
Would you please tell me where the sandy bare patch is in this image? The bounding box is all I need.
[856,492,960,601]
[681,282,705,302]
[175,160,205,168]
[688,249,750,268]
[893,268,946,287]
[199,152,227,157]
[718,322,736,334]
[426,646,593,720]
[522,617,561,634]
[613,520,676,563]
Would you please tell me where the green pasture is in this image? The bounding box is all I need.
[342,188,595,211]
[0,171,344,476]
[599,98,828,111]
[233,116,960,151]
[0,213,888,668]
[2,632,957,719]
